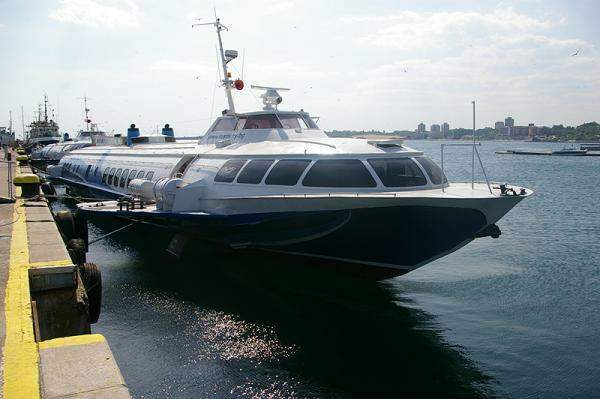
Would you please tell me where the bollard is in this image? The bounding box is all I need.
[13,173,41,198]
[16,155,28,166]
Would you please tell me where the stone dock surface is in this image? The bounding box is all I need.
[0,151,130,398]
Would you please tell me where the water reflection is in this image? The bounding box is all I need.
[53,196,494,398]
[88,228,492,398]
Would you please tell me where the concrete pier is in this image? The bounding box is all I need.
[0,150,130,398]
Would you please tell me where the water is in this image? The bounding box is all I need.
[62,141,600,398]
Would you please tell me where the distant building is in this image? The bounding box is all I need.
[495,121,505,131]
[417,122,426,134]
[512,126,530,137]
[430,124,442,139]
[528,123,537,138]
[504,116,515,136]
[441,122,450,137]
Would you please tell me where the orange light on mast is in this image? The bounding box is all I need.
[234,79,244,90]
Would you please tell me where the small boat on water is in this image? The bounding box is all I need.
[50,17,533,279]
[579,143,600,151]
[552,147,588,156]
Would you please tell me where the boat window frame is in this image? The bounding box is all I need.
[102,167,109,183]
[145,171,154,181]
[414,156,448,185]
[114,168,123,187]
[85,165,92,178]
[302,159,377,188]
[236,159,275,184]
[367,157,428,188]
[214,159,248,183]
[265,159,312,186]
[136,170,145,179]
[120,169,130,187]
[127,170,137,187]
[108,168,116,185]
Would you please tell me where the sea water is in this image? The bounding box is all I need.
[75,140,599,398]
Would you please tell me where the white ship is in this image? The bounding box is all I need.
[50,17,533,279]
[27,95,60,147]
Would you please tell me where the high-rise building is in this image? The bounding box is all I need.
[505,117,514,127]
[430,124,442,139]
[495,121,505,131]
[417,122,426,134]
[441,122,450,137]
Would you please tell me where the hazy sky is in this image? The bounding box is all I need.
[1,0,598,137]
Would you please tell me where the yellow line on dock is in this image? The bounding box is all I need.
[38,334,105,350]
[2,197,40,399]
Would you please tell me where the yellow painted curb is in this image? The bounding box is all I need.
[2,197,40,399]
[38,334,106,350]
[29,259,73,268]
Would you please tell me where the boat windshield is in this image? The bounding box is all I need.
[211,113,319,132]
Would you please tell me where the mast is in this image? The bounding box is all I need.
[44,94,49,122]
[193,18,236,114]
[84,96,90,131]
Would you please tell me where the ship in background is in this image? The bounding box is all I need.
[70,96,109,143]
[26,95,60,148]
[29,96,110,170]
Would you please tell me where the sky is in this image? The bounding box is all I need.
[0,0,599,138]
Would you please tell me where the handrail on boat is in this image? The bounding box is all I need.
[440,143,492,194]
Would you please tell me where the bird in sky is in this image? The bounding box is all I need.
[571,49,581,56]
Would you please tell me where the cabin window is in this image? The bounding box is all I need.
[127,170,137,186]
[136,170,145,179]
[120,169,129,187]
[102,167,109,183]
[241,115,282,130]
[85,165,92,178]
[94,167,99,177]
[146,171,154,181]
[302,159,376,188]
[114,169,123,186]
[108,168,116,185]
[414,157,448,185]
[279,116,309,130]
[211,118,237,132]
[368,158,427,187]
[265,159,311,186]
[215,159,247,183]
[237,160,274,184]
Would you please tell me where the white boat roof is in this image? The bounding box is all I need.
[201,138,422,157]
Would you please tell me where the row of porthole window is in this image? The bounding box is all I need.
[63,162,155,189]
[101,167,154,188]
[213,157,447,188]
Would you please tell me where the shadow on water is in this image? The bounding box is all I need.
[53,196,495,398]
[86,222,491,397]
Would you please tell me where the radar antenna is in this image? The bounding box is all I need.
[193,17,240,115]
[251,85,290,110]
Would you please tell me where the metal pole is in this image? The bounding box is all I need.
[215,20,236,114]
[471,101,476,189]
[441,144,445,193]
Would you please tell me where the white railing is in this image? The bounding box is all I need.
[440,143,492,194]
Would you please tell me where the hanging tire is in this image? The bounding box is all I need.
[67,238,86,265]
[55,210,76,241]
[41,182,56,197]
[81,263,102,324]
